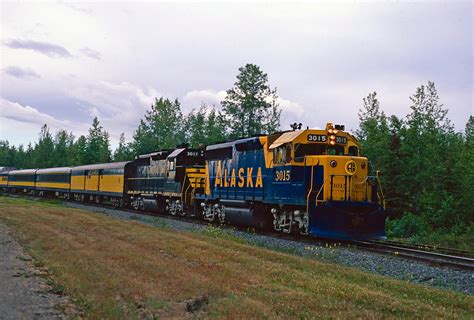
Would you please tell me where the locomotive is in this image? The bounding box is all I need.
[0,123,386,240]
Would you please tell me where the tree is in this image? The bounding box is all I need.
[34,124,55,168]
[85,117,111,164]
[205,108,227,144]
[454,116,474,224]
[185,105,208,148]
[132,97,185,154]
[54,130,74,167]
[114,133,133,161]
[221,63,281,138]
[401,82,453,223]
[0,140,15,167]
[71,135,88,165]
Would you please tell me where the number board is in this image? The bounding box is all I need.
[307,134,327,143]
[335,136,347,144]
[187,151,202,157]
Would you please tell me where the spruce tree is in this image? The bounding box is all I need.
[222,63,281,138]
[85,117,111,164]
[132,97,185,154]
[34,124,55,168]
[114,133,133,161]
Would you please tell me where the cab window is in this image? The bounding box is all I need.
[327,146,344,155]
[294,144,326,162]
[273,143,292,164]
[348,146,359,156]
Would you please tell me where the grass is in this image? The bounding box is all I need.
[0,196,473,319]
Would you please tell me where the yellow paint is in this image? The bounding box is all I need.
[185,167,206,189]
[99,174,124,194]
[205,162,211,195]
[8,181,35,188]
[230,169,236,187]
[259,136,273,168]
[71,175,85,191]
[246,167,254,187]
[36,182,70,190]
[214,161,222,187]
[306,155,370,203]
[85,173,99,191]
[238,168,245,187]
[0,176,7,186]
[255,167,263,188]
[223,169,229,187]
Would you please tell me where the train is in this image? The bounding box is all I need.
[0,123,386,240]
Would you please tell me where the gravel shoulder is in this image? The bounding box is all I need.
[66,202,474,295]
[0,223,68,319]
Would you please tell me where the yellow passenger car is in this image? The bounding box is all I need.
[71,162,132,203]
[8,169,37,192]
[36,167,71,196]
[0,167,14,190]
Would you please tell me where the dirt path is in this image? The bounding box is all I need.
[0,223,66,319]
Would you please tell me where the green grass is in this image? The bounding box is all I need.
[0,195,473,318]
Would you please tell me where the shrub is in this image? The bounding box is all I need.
[386,213,429,238]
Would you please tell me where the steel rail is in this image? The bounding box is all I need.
[351,240,474,271]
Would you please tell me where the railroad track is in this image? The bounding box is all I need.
[3,193,474,271]
[350,240,474,271]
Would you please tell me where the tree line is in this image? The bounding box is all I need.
[357,81,473,243]
[1,64,472,242]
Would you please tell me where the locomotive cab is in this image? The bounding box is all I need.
[267,123,386,239]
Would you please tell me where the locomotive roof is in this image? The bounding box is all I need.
[8,169,38,175]
[167,148,185,160]
[206,137,262,151]
[137,150,170,159]
[71,161,132,172]
[36,167,72,174]
[269,130,304,149]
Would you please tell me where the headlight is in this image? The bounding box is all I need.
[330,160,337,167]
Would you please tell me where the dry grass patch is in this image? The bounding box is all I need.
[0,196,472,319]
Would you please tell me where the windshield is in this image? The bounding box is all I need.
[294,143,345,162]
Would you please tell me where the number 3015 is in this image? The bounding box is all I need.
[275,170,291,181]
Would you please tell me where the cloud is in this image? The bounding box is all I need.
[181,89,227,111]
[60,3,93,15]
[80,47,101,60]
[3,39,72,58]
[0,98,79,130]
[275,96,305,118]
[67,81,162,143]
[3,66,41,79]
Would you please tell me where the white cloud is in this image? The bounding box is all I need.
[276,96,305,118]
[66,81,163,144]
[0,98,87,145]
[1,98,72,129]
[181,89,227,112]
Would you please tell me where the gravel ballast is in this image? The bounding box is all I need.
[65,202,474,295]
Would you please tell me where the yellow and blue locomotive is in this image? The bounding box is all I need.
[197,123,386,239]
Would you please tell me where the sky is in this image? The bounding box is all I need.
[1,1,472,149]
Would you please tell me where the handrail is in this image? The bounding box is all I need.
[305,161,314,211]
[315,176,330,206]
[376,171,386,209]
